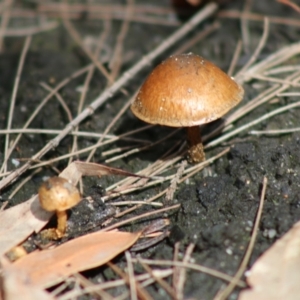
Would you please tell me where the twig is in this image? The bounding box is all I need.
[86,92,137,162]
[61,0,113,84]
[8,168,42,200]
[174,20,220,55]
[277,0,300,13]
[218,9,300,27]
[165,160,187,201]
[227,40,242,77]
[40,82,73,122]
[236,17,270,81]
[72,274,113,300]
[240,42,300,81]
[1,35,32,174]
[105,128,180,163]
[100,204,180,232]
[0,20,58,36]
[175,244,195,300]
[132,258,246,288]
[214,177,267,300]
[125,251,138,300]
[108,0,134,81]
[138,258,177,299]
[249,127,300,135]
[110,200,162,207]
[240,0,253,53]
[71,19,111,166]
[0,0,13,50]
[204,69,300,144]
[205,100,300,149]
[107,261,152,300]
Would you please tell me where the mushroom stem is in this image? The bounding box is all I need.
[186,126,205,163]
[56,210,67,238]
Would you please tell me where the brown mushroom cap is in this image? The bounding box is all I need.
[131,53,244,127]
[38,177,81,212]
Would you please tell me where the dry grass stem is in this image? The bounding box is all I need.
[165,160,187,201]
[174,21,220,55]
[69,26,108,164]
[1,35,32,174]
[107,261,152,300]
[241,42,300,80]
[110,201,163,207]
[175,244,195,300]
[237,17,269,80]
[125,251,138,300]
[250,127,300,135]
[86,92,138,162]
[0,128,146,141]
[100,204,180,233]
[137,258,177,299]
[240,0,253,53]
[40,82,73,121]
[0,0,13,50]
[214,177,268,300]
[206,100,300,149]
[34,3,181,26]
[105,128,180,163]
[218,9,300,27]
[61,1,113,84]
[227,40,243,76]
[108,0,134,82]
[277,0,300,13]
[7,168,42,200]
[19,22,60,37]
[73,273,114,300]
[132,258,246,288]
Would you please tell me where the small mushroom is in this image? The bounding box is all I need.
[38,176,81,239]
[131,53,244,163]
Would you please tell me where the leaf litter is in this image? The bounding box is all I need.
[1,1,300,299]
[7,230,142,289]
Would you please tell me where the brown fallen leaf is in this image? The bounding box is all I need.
[0,161,146,257]
[1,258,54,300]
[0,195,51,257]
[12,230,141,288]
[239,220,300,300]
[59,160,147,186]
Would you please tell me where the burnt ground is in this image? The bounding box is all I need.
[1,0,300,299]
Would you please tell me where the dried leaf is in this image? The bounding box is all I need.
[239,221,300,300]
[12,230,141,288]
[72,160,147,179]
[0,161,144,257]
[0,196,51,257]
[1,259,54,300]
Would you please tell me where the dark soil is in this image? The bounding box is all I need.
[1,0,300,299]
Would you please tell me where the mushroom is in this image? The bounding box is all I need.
[131,53,244,163]
[38,176,81,239]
